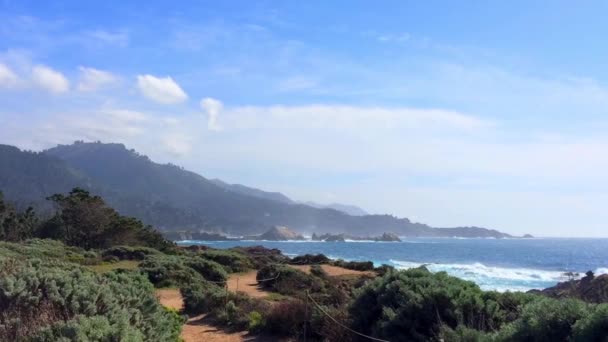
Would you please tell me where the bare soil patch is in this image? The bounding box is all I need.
[289,264,375,277]
[227,270,272,298]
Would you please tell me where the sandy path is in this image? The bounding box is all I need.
[181,314,252,342]
[227,271,271,298]
[156,288,254,342]
[155,288,184,310]
[289,264,375,277]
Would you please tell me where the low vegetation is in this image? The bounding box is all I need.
[1,188,608,341]
[0,245,184,341]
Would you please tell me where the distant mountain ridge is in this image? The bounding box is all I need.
[303,201,368,216]
[211,179,295,204]
[0,141,515,238]
[211,179,369,216]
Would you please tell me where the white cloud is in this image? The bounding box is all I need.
[137,74,188,104]
[222,104,485,132]
[201,97,223,131]
[0,63,21,89]
[31,65,69,93]
[77,66,118,91]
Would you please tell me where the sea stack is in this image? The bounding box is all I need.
[257,226,305,241]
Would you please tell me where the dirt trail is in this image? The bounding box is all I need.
[289,264,375,277]
[227,271,271,298]
[156,288,253,342]
[181,314,252,342]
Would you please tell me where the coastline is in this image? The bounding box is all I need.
[177,238,608,292]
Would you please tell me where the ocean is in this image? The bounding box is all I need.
[178,238,608,292]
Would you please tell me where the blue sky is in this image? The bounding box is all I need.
[1,1,608,236]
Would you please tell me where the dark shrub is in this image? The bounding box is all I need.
[291,254,330,265]
[332,259,374,271]
[139,255,205,287]
[310,264,328,278]
[310,305,353,342]
[374,264,395,276]
[264,300,309,336]
[231,245,288,268]
[185,257,228,282]
[257,264,324,296]
[199,249,253,272]
[102,245,162,260]
[140,254,228,287]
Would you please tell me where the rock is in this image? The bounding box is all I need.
[374,232,401,242]
[256,226,305,241]
[522,234,534,238]
[532,272,608,303]
[325,234,346,242]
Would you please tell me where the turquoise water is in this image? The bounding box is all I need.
[179,238,608,292]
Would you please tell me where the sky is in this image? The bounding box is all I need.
[1,1,608,237]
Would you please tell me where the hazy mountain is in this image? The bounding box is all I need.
[210,179,294,204]
[303,201,368,216]
[210,180,369,216]
[0,141,514,238]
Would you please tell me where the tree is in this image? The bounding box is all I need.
[40,188,116,249]
[39,188,174,250]
[0,192,38,241]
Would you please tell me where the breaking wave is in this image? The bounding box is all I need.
[389,260,604,292]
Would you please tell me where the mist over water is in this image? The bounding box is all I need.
[180,238,608,292]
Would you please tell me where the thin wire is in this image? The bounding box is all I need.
[307,292,391,342]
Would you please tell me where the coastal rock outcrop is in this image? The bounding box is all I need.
[530,271,608,303]
[374,232,401,242]
[255,226,305,241]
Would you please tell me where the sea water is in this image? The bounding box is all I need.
[178,238,608,292]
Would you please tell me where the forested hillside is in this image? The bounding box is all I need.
[0,142,513,238]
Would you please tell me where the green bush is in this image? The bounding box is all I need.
[232,245,289,268]
[139,255,204,287]
[349,268,532,341]
[0,256,184,341]
[0,239,100,265]
[439,325,492,342]
[248,311,265,333]
[572,303,608,341]
[332,259,374,271]
[139,254,227,287]
[493,298,590,341]
[180,281,226,314]
[199,249,253,273]
[257,264,324,296]
[185,257,228,282]
[102,245,162,261]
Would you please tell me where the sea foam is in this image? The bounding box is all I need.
[390,259,574,292]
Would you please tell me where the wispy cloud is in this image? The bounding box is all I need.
[201,97,223,131]
[137,74,188,104]
[31,65,69,94]
[83,29,129,47]
[77,66,119,92]
[0,63,21,89]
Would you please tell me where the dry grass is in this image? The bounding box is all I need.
[289,264,374,277]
